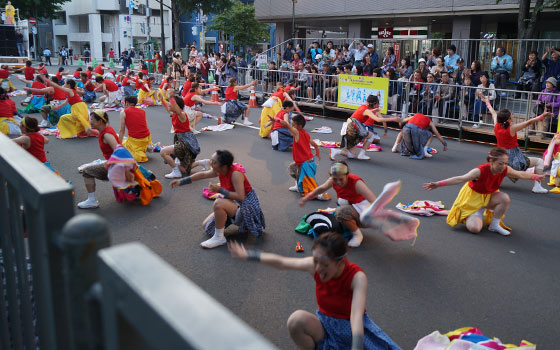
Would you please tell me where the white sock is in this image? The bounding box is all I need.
[87,192,96,201]
[489,218,510,236]
[214,227,225,239]
[490,218,501,227]
[348,229,364,248]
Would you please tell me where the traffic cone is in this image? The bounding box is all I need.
[211,82,220,102]
[248,86,258,108]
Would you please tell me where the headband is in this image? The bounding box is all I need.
[313,251,347,262]
[93,109,107,122]
[330,163,349,176]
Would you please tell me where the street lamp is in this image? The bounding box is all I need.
[291,0,297,38]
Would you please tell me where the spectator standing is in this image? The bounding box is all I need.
[453,58,466,85]
[516,50,542,97]
[57,47,62,65]
[108,48,115,61]
[366,44,379,69]
[342,43,352,64]
[541,46,560,89]
[444,45,460,74]
[83,47,91,64]
[381,46,396,74]
[61,47,68,65]
[309,42,323,64]
[68,47,74,65]
[15,29,24,57]
[349,40,368,68]
[295,44,304,62]
[490,47,513,96]
[43,48,52,65]
[283,42,293,63]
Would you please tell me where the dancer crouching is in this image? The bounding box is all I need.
[170,150,265,249]
[424,147,545,236]
[228,232,401,350]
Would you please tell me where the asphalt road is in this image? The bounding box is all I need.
[8,73,560,349]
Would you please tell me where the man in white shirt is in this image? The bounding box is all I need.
[349,40,367,68]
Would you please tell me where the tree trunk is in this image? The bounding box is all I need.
[517,0,544,39]
[172,1,181,50]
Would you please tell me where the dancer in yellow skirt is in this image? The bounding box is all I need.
[259,88,298,138]
[424,147,545,236]
[45,79,93,139]
[157,75,174,104]
[119,95,152,162]
[135,72,158,106]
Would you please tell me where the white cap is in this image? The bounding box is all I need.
[315,54,322,60]
[418,58,426,63]
[367,44,374,49]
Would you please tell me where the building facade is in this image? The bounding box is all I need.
[52,0,173,60]
[255,0,560,44]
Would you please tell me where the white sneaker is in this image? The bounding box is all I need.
[423,147,433,158]
[165,168,182,179]
[348,232,364,248]
[472,123,480,128]
[488,224,511,236]
[38,119,51,128]
[200,235,227,249]
[170,126,174,133]
[192,129,201,135]
[198,159,211,171]
[77,198,99,209]
[289,185,299,192]
[243,118,253,126]
[357,150,370,160]
[532,182,548,194]
[329,148,341,160]
[391,144,399,153]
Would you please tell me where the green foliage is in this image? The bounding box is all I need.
[207,1,269,48]
[174,0,232,17]
[11,0,69,19]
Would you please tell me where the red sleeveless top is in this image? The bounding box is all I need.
[352,105,374,126]
[104,80,119,92]
[124,107,150,139]
[172,113,190,133]
[468,163,508,194]
[293,129,313,165]
[31,81,45,95]
[225,86,238,101]
[219,164,252,194]
[332,174,366,204]
[67,89,82,105]
[271,89,285,102]
[98,126,120,160]
[408,113,431,130]
[494,124,518,149]
[181,80,192,98]
[27,132,47,163]
[183,92,197,108]
[272,109,288,131]
[315,259,364,319]
[52,88,67,101]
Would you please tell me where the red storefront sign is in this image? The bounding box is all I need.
[393,43,400,63]
[377,27,393,39]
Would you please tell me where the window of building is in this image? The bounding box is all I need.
[54,11,66,25]
[78,15,89,33]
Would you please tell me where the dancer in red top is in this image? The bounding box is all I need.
[485,96,552,193]
[424,147,545,236]
[223,77,257,125]
[228,232,400,350]
[119,95,152,163]
[95,76,121,108]
[393,112,447,159]
[182,82,221,133]
[157,75,174,104]
[300,162,378,248]
[12,116,55,171]
[170,150,265,249]
[280,113,330,200]
[25,76,71,128]
[77,110,122,209]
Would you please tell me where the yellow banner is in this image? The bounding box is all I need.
[337,75,389,113]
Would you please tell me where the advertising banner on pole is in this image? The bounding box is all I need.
[337,74,389,113]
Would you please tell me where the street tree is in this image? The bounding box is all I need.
[11,0,69,19]
[498,0,560,38]
[173,0,232,50]
[207,1,269,50]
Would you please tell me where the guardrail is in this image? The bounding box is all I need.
[0,132,277,349]
[234,67,559,145]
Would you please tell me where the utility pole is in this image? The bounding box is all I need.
[200,9,206,53]
[146,0,150,45]
[129,0,133,51]
[160,0,165,56]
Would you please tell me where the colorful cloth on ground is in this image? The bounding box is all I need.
[311,126,332,134]
[446,183,510,231]
[295,208,351,239]
[200,124,235,132]
[57,102,90,139]
[202,163,246,200]
[316,140,382,152]
[123,134,152,163]
[414,327,536,350]
[396,200,449,216]
[359,181,420,242]
[316,310,401,350]
[7,90,26,97]
[203,189,265,237]
[258,96,282,138]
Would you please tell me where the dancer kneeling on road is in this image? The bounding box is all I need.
[183,81,222,133]
[300,162,377,248]
[486,96,552,193]
[228,232,401,350]
[423,147,545,236]
[269,100,296,151]
[119,95,152,163]
[170,150,265,249]
[393,113,447,159]
[95,76,121,108]
[332,95,400,160]
[223,77,257,125]
[160,96,201,178]
[45,79,95,139]
[77,110,121,209]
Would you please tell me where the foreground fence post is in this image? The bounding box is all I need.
[61,214,111,350]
